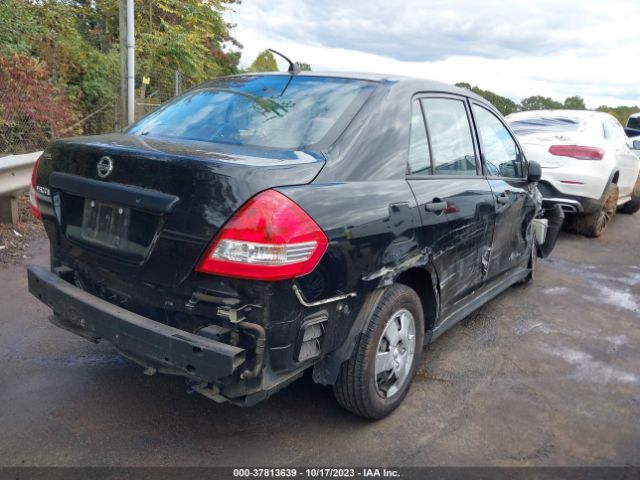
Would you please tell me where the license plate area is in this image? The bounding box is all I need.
[55,189,165,265]
[81,199,131,249]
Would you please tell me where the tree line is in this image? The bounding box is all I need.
[455,83,638,126]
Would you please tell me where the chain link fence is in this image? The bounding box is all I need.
[133,69,187,122]
[0,62,191,155]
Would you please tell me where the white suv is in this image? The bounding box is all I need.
[507,110,640,237]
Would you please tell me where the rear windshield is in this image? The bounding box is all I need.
[509,116,583,136]
[628,116,640,130]
[127,75,376,149]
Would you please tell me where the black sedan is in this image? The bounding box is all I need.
[27,72,562,418]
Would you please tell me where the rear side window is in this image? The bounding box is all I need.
[509,116,583,136]
[408,101,431,174]
[604,118,627,144]
[128,75,376,150]
[628,116,640,130]
[421,98,477,175]
[473,105,523,178]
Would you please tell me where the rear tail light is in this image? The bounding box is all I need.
[29,155,42,219]
[196,190,328,281]
[549,145,604,160]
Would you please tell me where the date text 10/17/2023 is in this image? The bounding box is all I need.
[232,468,400,478]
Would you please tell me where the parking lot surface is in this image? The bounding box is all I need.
[0,216,638,466]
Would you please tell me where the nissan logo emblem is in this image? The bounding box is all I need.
[97,156,113,178]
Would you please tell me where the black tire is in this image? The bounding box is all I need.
[561,213,577,233]
[574,183,619,237]
[333,284,425,419]
[618,174,640,214]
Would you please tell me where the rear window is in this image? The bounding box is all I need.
[628,116,640,130]
[509,116,583,136]
[127,75,376,150]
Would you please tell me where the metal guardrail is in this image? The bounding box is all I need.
[0,151,42,224]
[0,151,42,197]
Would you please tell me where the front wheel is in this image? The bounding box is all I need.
[333,284,425,419]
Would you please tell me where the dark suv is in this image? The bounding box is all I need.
[28,73,561,418]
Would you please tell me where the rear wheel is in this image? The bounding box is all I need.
[574,183,618,237]
[333,284,424,419]
[618,174,640,214]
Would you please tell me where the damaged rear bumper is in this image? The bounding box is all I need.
[537,203,564,258]
[27,265,246,382]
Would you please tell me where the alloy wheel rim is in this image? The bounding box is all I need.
[375,308,417,398]
[597,204,614,234]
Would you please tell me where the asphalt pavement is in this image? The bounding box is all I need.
[0,215,638,466]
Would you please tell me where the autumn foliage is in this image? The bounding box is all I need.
[0,0,242,153]
[0,54,78,152]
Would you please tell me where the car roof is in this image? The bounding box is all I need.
[216,71,488,105]
[238,70,410,82]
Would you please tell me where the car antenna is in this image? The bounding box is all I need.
[268,49,300,75]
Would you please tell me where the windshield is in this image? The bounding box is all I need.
[509,116,583,136]
[628,116,640,130]
[127,75,376,149]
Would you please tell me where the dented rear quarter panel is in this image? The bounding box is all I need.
[282,80,424,300]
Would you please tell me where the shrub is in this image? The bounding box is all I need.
[0,54,78,153]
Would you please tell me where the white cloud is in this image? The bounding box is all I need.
[228,0,640,108]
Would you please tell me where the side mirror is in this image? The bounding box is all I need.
[633,140,640,150]
[527,160,542,182]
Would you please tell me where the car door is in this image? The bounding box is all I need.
[470,102,537,282]
[407,95,495,320]
[604,118,640,198]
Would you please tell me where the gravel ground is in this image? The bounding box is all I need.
[0,194,45,265]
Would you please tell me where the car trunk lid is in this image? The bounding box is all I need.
[510,115,588,169]
[39,133,325,287]
[519,134,581,168]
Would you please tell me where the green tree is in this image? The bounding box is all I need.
[455,82,519,116]
[0,0,41,56]
[0,0,242,141]
[0,0,119,135]
[596,105,640,126]
[295,61,312,71]
[249,50,278,72]
[519,95,563,111]
[452,81,640,126]
[136,0,241,85]
[563,96,586,110]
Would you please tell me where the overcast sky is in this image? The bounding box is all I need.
[229,0,639,108]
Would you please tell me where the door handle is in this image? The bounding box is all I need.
[496,194,510,205]
[425,200,448,213]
